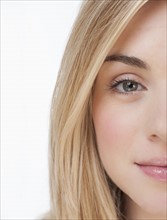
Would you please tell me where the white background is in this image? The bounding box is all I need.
[1,1,82,219]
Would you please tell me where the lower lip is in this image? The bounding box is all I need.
[136,164,167,182]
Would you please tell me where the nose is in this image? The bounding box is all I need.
[147,82,167,144]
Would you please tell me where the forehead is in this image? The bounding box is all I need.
[132,0,167,29]
[110,0,166,58]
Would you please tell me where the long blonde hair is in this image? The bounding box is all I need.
[42,0,149,219]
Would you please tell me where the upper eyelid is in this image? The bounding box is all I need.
[111,72,147,85]
[112,72,142,80]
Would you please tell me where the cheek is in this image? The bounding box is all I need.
[92,99,141,184]
[93,103,135,156]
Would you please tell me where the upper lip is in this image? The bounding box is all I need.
[135,158,167,167]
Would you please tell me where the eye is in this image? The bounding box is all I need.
[116,80,140,92]
[109,78,146,95]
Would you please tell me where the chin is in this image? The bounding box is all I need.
[139,191,167,218]
[125,183,167,219]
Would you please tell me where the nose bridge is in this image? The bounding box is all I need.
[149,82,167,141]
[157,81,167,121]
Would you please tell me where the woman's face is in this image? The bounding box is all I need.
[92,0,166,219]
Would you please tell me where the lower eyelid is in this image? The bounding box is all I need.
[112,89,144,96]
[110,89,146,99]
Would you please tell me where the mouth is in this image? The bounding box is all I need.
[135,158,167,182]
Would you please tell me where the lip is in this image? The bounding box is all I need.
[136,157,167,166]
[135,158,167,182]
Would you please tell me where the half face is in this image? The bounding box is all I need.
[92,1,167,219]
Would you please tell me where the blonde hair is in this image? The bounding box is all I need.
[42,0,149,219]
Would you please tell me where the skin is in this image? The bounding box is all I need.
[92,1,167,219]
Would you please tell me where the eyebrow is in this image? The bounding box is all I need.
[104,54,150,70]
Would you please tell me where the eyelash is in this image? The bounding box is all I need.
[107,77,147,96]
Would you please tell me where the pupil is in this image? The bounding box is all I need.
[123,81,137,91]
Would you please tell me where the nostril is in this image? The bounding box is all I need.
[149,134,159,142]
